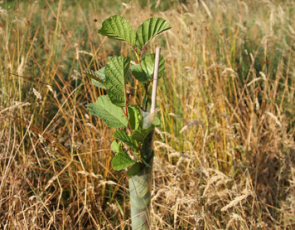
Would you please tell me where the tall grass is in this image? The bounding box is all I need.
[0,0,294,229]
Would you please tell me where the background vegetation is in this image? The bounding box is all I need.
[0,0,294,229]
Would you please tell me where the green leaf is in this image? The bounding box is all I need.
[87,95,128,128]
[127,105,142,130]
[113,130,138,149]
[132,126,153,143]
[111,140,122,153]
[127,162,142,178]
[91,79,106,89]
[112,151,135,171]
[96,67,106,81]
[105,56,130,107]
[84,69,106,89]
[98,15,136,46]
[84,68,106,89]
[142,94,149,109]
[152,116,161,126]
[130,64,147,83]
[130,54,165,83]
[135,17,171,50]
[143,54,165,78]
[132,116,160,142]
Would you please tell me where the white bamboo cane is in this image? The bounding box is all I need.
[150,47,161,117]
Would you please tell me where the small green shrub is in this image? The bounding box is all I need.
[84,15,171,176]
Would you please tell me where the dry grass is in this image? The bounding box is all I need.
[0,0,295,229]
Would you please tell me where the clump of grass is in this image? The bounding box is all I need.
[0,0,294,229]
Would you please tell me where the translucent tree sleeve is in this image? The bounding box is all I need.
[128,111,156,230]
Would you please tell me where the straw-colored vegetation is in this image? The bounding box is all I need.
[0,0,294,229]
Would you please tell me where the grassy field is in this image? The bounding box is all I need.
[0,0,295,229]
